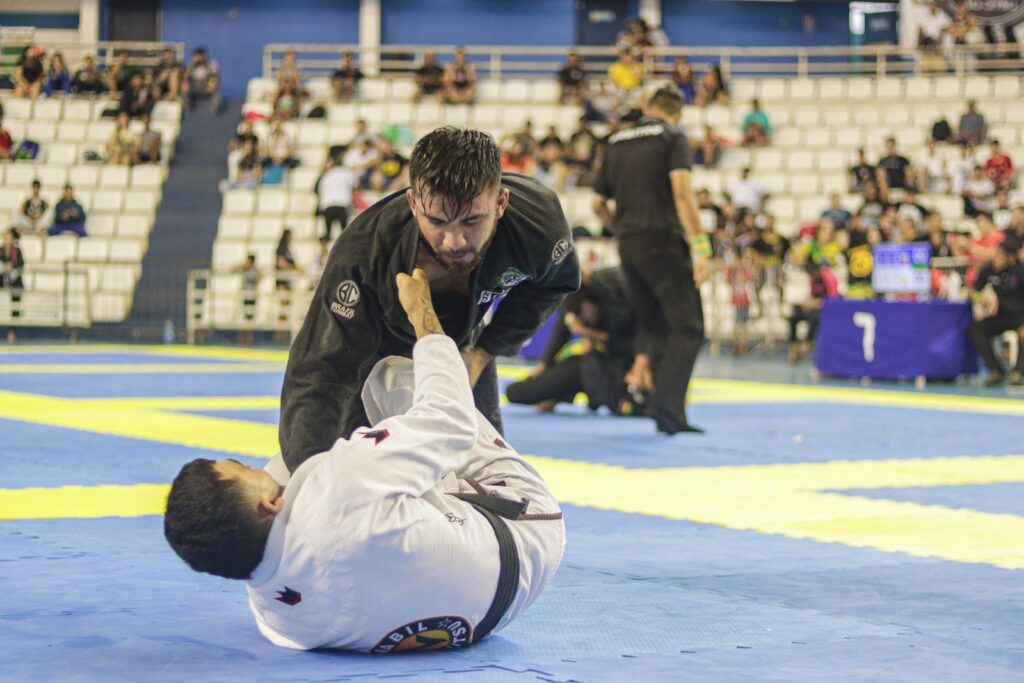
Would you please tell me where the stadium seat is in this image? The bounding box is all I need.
[224,190,256,215]
[117,215,151,239]
[4,99,32,120]
[92,189,124,213]
[124,190,160,213]
[17,234,44,262]
[43,236,78,263]
[62,100,93,122]
[256,189,288,214]
[99,166,130,189]
[76,237,110,263]
[131,165,164,189]
[69,166,100,189]
[252,216,284,241]
[109,240,144,263]
[213,240,248,268]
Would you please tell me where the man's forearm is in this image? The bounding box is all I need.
[409,304,443,339]
[675,195,702,240]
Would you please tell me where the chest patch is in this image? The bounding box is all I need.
[478,267,531,304]
[371,616,472,654]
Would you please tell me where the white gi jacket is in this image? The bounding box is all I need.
[247,335,565,652]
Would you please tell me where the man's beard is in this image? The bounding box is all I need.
[420,224,496,274]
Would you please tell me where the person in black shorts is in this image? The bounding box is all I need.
[279,127,580,473]
[593,86,709,434]
[413,53,444,102]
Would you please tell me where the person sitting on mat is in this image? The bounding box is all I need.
[506,266,639,415]
[163,268,565,652]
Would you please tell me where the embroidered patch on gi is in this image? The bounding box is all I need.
[371,616,472,654]
[330,280,360,319]
[274,586,302,606]
[551,239,572,264]
[495,267,529,290]
[362,428,390,445]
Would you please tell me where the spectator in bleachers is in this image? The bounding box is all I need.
[271,81,302,123]
[275,228,298,291]
[925,211,955,257]
[43,52,71,97]
[558,117,598,189]
[740,99,771,148]
[797,217,845,266]
[71,55,105,96]
[694,64,729,107]
[966,212,1004,284]
[14,46,44,101]
[277,49,305,94]
[1008,205,1024,248]
[440,48,477,104]
[930,115,953,143]
[261,120,299,170]
[617,18,653,53]
[692,124,726,168]
[331,52,363,102]
[957,100,987,146]
[849,148,876,193]
[1,227,23,343]
[13,180,49,235]
[994,190,1014,230]
[48,184,87,238]
[917,1,951,49]
[234,253,260,346]
[669,56,696,104]
[557,52,587,105]
[607,49,643,99]
[877,137,915,192]
[412,52,444,102]
[963,165,997,217]
[896,190,928,229]
[750,217,790,306]
[971,240,1024,386]
[138,113,162,164]
[106,49,137,95]
[951,143,977,195]
[821,193,852,229]
[893,217,921,244]
[153,47,182,100]
[534,134,565,191]
[233,119,259,151]
[728,247,757,356]
[120,71,155,119]
[0,116,13,161]
[727,167,767,215]
[787,258,839,363]
[857,181,889,228]
[507,120,537,157]
[107,113,140,166]
[184,47,221,113]
[315,155,358,252]
[369,138,409,193]
[984,139,1015,190]
[500,137,534,176]
[343,138,380,187]
[697,190,724,233]
[231,137,264,188]
[583,81,623,122]
[917,139,950,193]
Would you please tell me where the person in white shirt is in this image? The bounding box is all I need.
[951,145,977,196]
[918,1,951,47]
[314,154,359,252]
[916,139,949,194]
[164,268,565,653]
[726,167,768,215]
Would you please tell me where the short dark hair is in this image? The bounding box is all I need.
[647,86,683,116]
[163,459,271,580]
[408,127,502,219]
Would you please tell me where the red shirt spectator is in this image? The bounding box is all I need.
[0,124,13,160]
[984,140,1014,188]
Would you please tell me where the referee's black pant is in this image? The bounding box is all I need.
[618,230,704,432]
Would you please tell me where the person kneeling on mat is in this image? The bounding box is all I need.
[163,268,565,652]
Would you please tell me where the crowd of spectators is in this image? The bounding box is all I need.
[8,179,89,238]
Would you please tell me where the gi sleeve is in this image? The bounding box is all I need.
[667,131,692,172]
[477,238,582,358]
[346,335,478,497]
[278,263,382,472]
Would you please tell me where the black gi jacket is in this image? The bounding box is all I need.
[280,173,581,470]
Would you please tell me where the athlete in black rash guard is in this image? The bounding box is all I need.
[280,127,580,472]
[593,87,710,435]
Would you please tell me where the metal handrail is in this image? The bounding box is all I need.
[263,42,1024,80]
[0,39,186,73]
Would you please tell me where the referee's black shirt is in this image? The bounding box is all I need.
[594,116,692,237]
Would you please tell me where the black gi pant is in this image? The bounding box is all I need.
[618,230,704,432]
[473,357,504,434]
[321,206,349,243]
[506,352,630,411]
[971,312,1024,375]
[788,305,821,343]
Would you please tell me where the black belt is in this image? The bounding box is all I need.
[452,492,524,644]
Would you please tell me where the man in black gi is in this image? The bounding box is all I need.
[506,266,635,414]
[280,127,580,471]
[592,87,709,434]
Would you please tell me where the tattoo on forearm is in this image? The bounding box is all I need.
[418,309,443,335]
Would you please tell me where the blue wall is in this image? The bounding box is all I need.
[661,1,851,48]
[159,0,360,98]
[381,0,575,46]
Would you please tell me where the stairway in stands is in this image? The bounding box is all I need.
[119,101,241,341]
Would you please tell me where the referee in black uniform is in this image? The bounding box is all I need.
[593,87,710,434]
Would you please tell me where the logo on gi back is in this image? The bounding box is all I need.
[371,616,472,654]
[552,239,572,264]
[331,280,359,319]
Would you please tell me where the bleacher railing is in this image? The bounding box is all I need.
[0,39,186,74]
[185,268,316,344]
[0,262,92,330]
[264,42,1024,82]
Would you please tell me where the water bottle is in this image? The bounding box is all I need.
[163,318,175,344]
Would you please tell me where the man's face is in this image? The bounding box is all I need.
[63,188,73,201]
[993,249,1010,271]
[408,186,509,274]
[213,459,283,506]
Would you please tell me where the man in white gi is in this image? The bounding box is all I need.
[163,268,565,652]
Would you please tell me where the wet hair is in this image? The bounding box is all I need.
[647,86,683,116]
[408,127,502,219]
[163,459,270,580]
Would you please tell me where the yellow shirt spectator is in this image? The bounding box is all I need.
[608,53,643,92]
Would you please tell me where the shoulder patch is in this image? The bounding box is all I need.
[330,280,360,319]
[371,616,472,654]
[552,239,573,264]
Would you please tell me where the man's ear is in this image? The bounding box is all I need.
[406,189,417,216]
[259,494,284,516]
[496,187,510,218]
